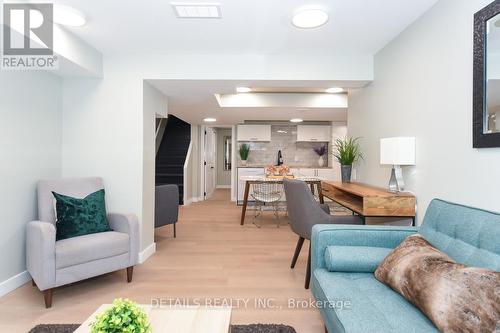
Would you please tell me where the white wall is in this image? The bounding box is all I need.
[0,72,62,288]
[348,0,500,224]
[62,70,145,247]
[191,125,202,202]
[331,122,348,182]
[142,82,168,249]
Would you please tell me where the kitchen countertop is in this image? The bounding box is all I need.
[237,165,333,169]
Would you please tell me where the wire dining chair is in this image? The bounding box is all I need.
[251,180,283,228]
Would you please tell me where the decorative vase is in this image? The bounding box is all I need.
[318,155,325,167]
[341,165,352,183]
[241,160,247,166]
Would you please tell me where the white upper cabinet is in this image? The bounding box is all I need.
[237,125,271,141]
[296,125,331,142]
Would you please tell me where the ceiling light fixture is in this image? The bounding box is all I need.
[203,117,217,122]
[236,87,252,93]
[325,87,344,93]
[292,8,328,29]
[290,118,304,123]
[53,5,87,27]
[171,2,221,18]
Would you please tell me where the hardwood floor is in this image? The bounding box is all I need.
[0,189,324,333]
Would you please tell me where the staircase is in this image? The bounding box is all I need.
[156,115,191,204]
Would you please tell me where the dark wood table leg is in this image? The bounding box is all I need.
[310,183,315,196]
[317,182,324,204]
[240,181,250,225]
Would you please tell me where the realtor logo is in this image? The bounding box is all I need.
[2,3,58,69]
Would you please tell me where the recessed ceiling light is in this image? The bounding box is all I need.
[325,87,344,93]
[292,8,328,29]
[290,118,303,123]
[203,117,217,122]
[236,87,252,93]
[53,5,86,27]
[171,2,221,18]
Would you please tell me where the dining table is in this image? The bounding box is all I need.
[239,175,324,225]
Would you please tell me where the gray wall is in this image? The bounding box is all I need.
[0,72,62,284]
[238,125,329,167]
[348,0,500,224]
[216,128,232,186]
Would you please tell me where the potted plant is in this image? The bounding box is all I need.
[333,137,363,183]
[313,145,327,167]
[239,143,250,166]
[91,298,151,333]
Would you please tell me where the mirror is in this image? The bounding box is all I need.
[486,13,500,134]
[473,1,500,147]
[223,136,232,170]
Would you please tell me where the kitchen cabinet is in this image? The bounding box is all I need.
[237,167,265,203]
[317,168,336,180]
[296,125,331,142]
[294,168,335,179]
[237,125,271,142]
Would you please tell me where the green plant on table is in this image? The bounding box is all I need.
[91,298,151,333]
[239,143,250,160]
[333,137,363,165]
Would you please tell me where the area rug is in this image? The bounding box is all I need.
[29,323,297,333]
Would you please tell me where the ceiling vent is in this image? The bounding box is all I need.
[171,2,221,18]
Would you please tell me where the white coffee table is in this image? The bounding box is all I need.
[74,305,232,333]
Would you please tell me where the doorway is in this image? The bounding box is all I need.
[204,127,233,202]
[204,127,216,199]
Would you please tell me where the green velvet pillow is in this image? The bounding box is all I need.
[52,189,111,241]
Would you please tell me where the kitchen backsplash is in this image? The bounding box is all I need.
[238,125,330,167]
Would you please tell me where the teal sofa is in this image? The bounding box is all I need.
[311,199,500,333]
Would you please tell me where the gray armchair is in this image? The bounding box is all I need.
[27,177,139,308]
[155,185,179,237]
[283,178,363,289]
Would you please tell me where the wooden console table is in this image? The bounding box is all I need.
[321,181,416,225]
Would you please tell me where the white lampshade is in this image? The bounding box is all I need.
[380,137,416,165]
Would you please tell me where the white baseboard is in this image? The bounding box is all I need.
[216,185,231,189]
[191,196,204,203]
[139,242,156,264]
[184,195,204,205]
[0,270,31,298]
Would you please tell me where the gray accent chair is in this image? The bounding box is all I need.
[283,178,363,289]
[26,177,139,308]
[155,185,179,237]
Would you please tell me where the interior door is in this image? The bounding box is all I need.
[204,128,217,198]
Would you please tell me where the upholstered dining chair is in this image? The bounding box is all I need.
[283,178,363,289]
[26,177,139,308]
[155,184,180,237]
